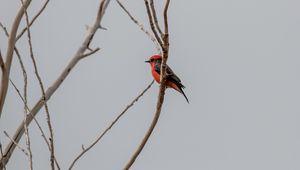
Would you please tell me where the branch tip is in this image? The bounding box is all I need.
[99,25,107,30]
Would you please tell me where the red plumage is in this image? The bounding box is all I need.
[145,55,189,103]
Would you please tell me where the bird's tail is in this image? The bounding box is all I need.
[179,87,189,104]
[167,81,189,103]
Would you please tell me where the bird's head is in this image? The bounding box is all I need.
[145,55,162,64]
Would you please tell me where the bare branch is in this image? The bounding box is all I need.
[0,0,32,118]
[124,1,171,169]
[68,80,154,170]
[0,22,8,72]
[21,0,55,168]
[22,118,33,170]
[16,0,50,41]
[9,80,29,111]
[10,79,48,141]
[161,0,170,79]
[0,144,3,159]
[9,79,61,170]
[0,50,4,72]
[116,0,161,54]
[2,20,53,160]
[86,0,109,48]
[2,21,56,167]
[0,22,8,35]
[19,1,33,169]
[0,24,9,71]
[3,131,28,157]
[149,0,163,36]
[0,143,6,170]
[144,0,163,49]
[79,47,100,59]
[163,0,170,39]
[0,0,111,168]
[14,48,28,108]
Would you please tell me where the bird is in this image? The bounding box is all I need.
[145,55,189,103]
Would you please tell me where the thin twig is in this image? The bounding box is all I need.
[3,131,28,157]
[0,1,54,169]
[9,80,30,112]
[21,0,55,167]
[9,79,61,170]
[27,29,55,167]
[86,0,109,48]
[0,50,4,72]
[124,1,171,169]
[0,22,9,37]
[2,21,56,165]
[0,22,7,32]
[0,0,31,118]
[16,0,50,41]
[22,118,32,170]
[1,21,53,157]
[20,1,34,169]
[10,80,51,148]
[79,47,100,59]
[13,47,28,113]
[1,23,21,90]
[68,80,154,170]
[0,142,6,170]
[144,0,163,49]
[149,0,163,36]
[116,0,161,54]
[0,22,21,76]
[0,22,7,71]
[0,0,111,168]
[10,79,49,148]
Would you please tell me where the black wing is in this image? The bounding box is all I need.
[154,62,189,103]
[154,62,185,88]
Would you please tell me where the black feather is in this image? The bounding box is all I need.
[153,61,189,103]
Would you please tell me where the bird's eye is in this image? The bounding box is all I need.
[150,59,154,62]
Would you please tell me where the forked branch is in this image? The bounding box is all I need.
[0,0,111,169]
[124,0,171,169]
[16,0,50,41]
[0,0,31,118]
[149,0,163,36]
[116,0,161,53]
[144,0,163,49]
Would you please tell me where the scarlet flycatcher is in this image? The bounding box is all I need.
[145,55,189,103]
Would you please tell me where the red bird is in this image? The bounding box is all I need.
[145,55,189,103]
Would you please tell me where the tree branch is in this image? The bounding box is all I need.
[1,20,61,169]
[16,0,50,41]
[9,79,61,170]
[0,143,5,170]
[68,80,154,170]
[0,0,31,118]
[124,1,171,169]
[144,0,163,50]
[149,0,163,36]
[20,1,36,169]
[163,0,170,40]
[3,131,28,157]
[0,0,111,168]
[79,47,100,60]
[0,50,4,73]
[21,0,55,167]
[116,0,161,54]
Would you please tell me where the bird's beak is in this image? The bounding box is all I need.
[145,60,150,63]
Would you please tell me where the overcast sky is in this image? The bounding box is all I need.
[1,0,300,170]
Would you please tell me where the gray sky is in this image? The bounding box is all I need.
[1,0,300,169]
